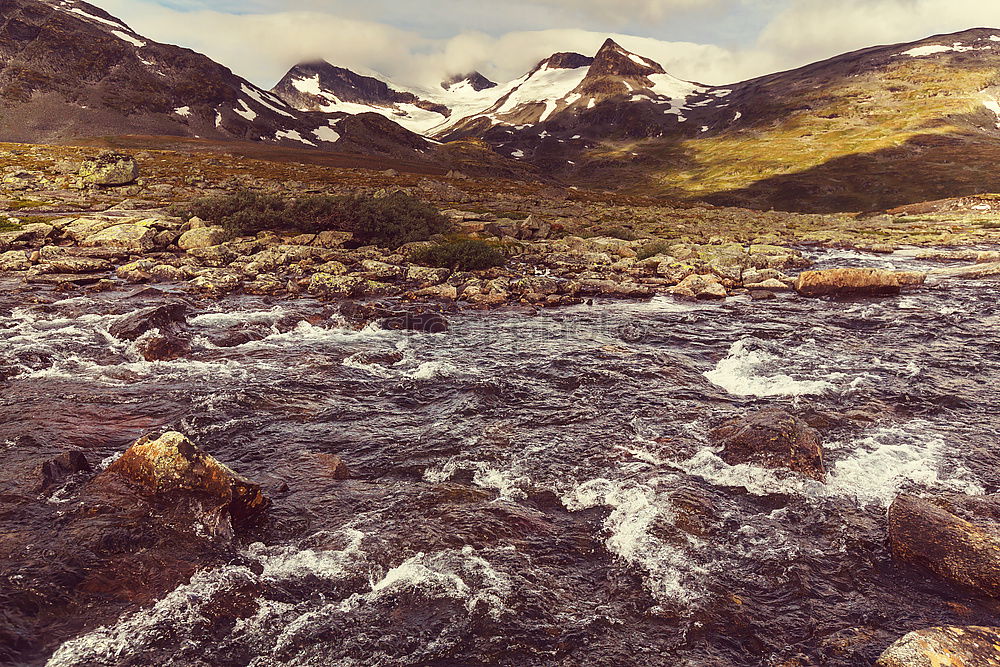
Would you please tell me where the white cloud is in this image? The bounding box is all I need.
[94,0,1000,92]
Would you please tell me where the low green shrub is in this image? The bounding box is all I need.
[174,188,450,247]
[346,192,453,249]
[636,239,674,260]
[411,237,507,271]
[173,188,287,237]
[0,218,19,232]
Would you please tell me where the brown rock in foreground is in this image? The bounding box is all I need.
[105,431,270,526]
[710,409,825,481]
[794,268,925,297]
[877,626,1000,666]
[888,494,1000,597]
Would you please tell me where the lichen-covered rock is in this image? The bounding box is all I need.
[189,272,241,295]
[187,244,236,267]
[308,272,363,297]
[406,265,449,285]
[79,151,139,186]
[795,268,925,297]
[105,432,269,525]
[877,626,1000,667]
[0,250,31,271]
[178,226,228,250]
[671,273,726,300]
[888,494,1000,597]
[80,224,156,253]
[41,256,113,273]
[149,264,188,282]
[710,409,825,481]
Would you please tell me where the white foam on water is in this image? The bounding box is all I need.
[673,421,984,509]
[46,566,260,666]
[673,447,822,498]
[563,477,708,606]
[705,339,838,397]
[825,423,985,507]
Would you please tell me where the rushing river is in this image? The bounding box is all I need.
[3,249,1000,666]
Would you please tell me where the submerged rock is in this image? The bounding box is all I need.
[36,451,91,492]
[382,310,449,333]
[877,626,1000,666]
[104,431,270,527]
[888,494,1000,597]
[710,409,825,481]
[136,334,191,362]
[795,268,925,297]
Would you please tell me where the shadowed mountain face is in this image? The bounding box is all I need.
[0,0,431,158]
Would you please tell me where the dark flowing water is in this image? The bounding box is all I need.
[3,249,1000,666]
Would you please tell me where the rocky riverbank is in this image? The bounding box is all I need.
[1,143,1000,312]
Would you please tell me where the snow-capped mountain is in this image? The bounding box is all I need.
[0,0,431,158]
[271,61,502,135]
[271,38,731,158]
[436,38,730,141]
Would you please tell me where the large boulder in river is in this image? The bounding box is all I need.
[109,303,188,340]
[104,432,270,527]
[888,494,1000,597]
[877,626,1000,666]
[710,409,825,481]
[79,151,139,186]
[794,268,925,297]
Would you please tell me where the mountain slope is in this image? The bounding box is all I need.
[0,0,431,158]
[656,27,1000,211]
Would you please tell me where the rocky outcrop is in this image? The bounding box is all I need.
[888,494,1000,597]
[104,431,270,528]
[795,268,925,297]
[79,152,139,186]
[710,409,825,481]
[877,626,1000,666]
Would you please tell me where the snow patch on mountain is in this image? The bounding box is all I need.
[65,6,129,30]
[274,129,316,146]
[313,122,341,143]
[242,84,294,118]
[903,42,993,57]
[111,31,145,48]
[234,99,257,121]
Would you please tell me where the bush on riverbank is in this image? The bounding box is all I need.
[175,188,451,248]
[410,237,507,271]
[342,192,452,248]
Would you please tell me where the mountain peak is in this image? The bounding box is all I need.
[441,71,497,92]
[589,38,666,78]
[539,52,595,70]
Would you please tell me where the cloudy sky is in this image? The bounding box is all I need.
[97,0,1000,89]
